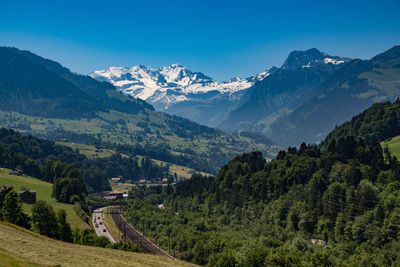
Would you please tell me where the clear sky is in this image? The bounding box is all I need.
[1,0,400,80]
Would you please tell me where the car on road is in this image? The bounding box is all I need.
[95,224,99,228]
[99,222,102,225]
[98,217,100,219]
[103,229,106,232]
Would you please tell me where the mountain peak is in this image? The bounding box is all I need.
[281,48,348,70]
[169,63,184,68]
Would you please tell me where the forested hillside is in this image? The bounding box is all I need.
[219,48,350,135]
[122,103,400,266]
[0,46,277,174]
[0,128,167,193]
[323,100,400,147]
[270,45,400,146]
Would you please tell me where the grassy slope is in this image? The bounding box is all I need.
[58,142,212,180]
[381,135,400,159]
[56,142,116,158]
[0,222,195,267]
[0,168,89,229]
[0,110,276,161]
[102,209,123,243]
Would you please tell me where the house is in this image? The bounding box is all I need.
[122,193,128,200]
[102,191,123,201]
[161,178,168,184]
[104,195,118,201]
[18,190,36,204]
[109,191,123,200]
[110,177,121,183]
[139,179,147,184]
[8,169,23,176]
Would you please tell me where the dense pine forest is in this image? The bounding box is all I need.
[121,102,400,266]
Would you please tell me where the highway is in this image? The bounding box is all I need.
[92,208,117,243]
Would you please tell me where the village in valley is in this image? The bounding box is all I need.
[101,174,180,202]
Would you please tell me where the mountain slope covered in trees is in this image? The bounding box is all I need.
[122,101,400,266]
[269,45,400,146]
[0,47,278,174]
[218,48,350,135]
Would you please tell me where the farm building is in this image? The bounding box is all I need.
[18,190,36,204]
[8,169,23,176]
[102,191,123,201]
[110,177,121,183]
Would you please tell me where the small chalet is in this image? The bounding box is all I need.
[103,191,123,201]
[18,190,36,204]
[9,169,23,176]
[139,179,146,184]
[109,191,123,200]
[110,177,121,183]
[104,195,118,201]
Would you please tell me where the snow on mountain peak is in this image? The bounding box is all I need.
[89,64,270,108]
[323,58,345,65]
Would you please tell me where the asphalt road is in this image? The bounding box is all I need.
[92,208,117,243]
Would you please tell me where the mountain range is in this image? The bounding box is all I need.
[0,46,276,174]
[267,45,400,146]
[2,45,400,150]
[90,64,270,126]
[93,46,400,147]
[219,48,351,136]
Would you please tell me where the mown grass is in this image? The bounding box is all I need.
[381,135,400,159]
[0,222,196,267]
[0,168,89,229]
[56,142,115,158]
[110,182,134,192]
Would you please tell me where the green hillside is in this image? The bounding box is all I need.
[0,47,278,174]
[0,168,88,229]
[57,142,212,180]
[120,105,400,266]
[269,45,400,146]
[381,135,400,159]
[323,100,400,147]
[0,222,195,267]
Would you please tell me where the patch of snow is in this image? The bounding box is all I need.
[323,58,344,65]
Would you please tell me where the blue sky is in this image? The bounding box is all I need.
[1,0,400,80]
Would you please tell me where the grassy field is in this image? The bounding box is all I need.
[57,141,209,180]
[0,222,196,267]
[0,168,89,229]
[381,135,400,159]
[110,182,135,192]
[0,109,277,165]
[56,142,116,158]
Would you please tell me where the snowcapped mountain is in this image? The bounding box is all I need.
[218,48,352,137]
[90,64,269,105]
[90,64,270,126]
